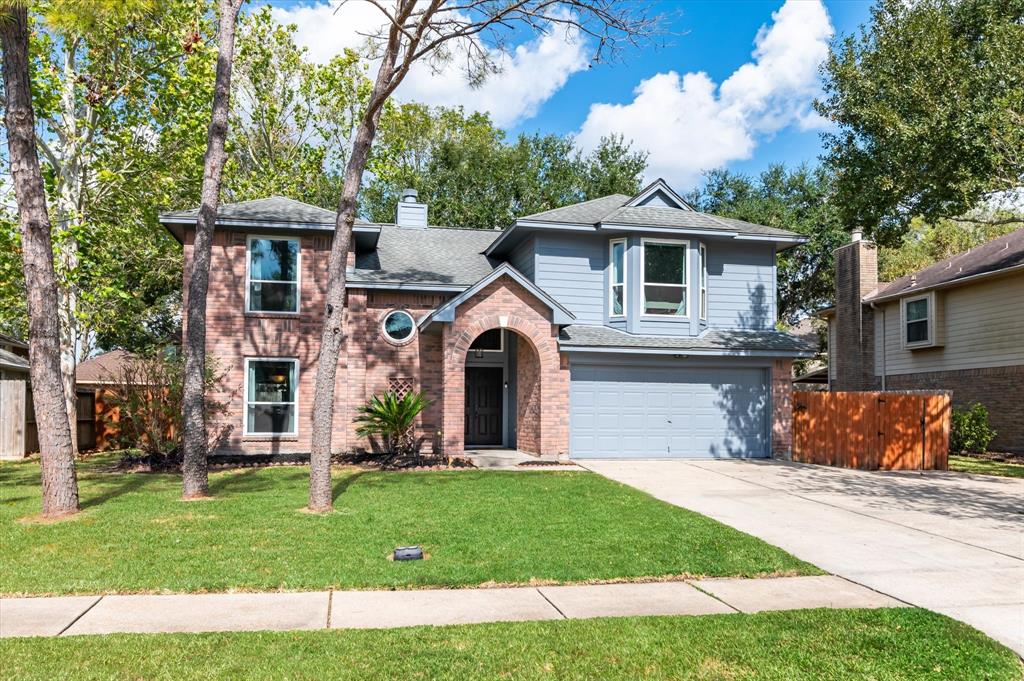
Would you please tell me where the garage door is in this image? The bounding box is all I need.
[570,363,769,458]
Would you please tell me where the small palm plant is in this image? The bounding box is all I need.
[353,391,430,458]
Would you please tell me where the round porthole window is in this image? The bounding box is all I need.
[382,310,415,344]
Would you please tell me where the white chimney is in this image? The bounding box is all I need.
[396,188,427,229]
[851,229,863,242]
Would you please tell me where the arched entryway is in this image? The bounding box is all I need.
[461,327,543,452]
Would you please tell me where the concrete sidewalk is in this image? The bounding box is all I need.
[582,459,1024,655]
[0,575,900,638]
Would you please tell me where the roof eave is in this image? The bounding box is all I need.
[865,261,1024,304]
[558,344,815,358]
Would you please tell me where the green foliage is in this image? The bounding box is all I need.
[224,7,371,207]
[353,390,429,455]
[101,350,231,457]
[950,403,997,454]
[817,0,1024,240]
[879,216,1022,281]
[363,103,647,228]
[687,165,847,323]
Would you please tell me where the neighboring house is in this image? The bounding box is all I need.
[160,180,813,460]
[0,332,30,381]
[822,228,1024,452]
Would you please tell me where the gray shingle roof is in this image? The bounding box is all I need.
[161,196,339,225]
[559,325,815,355]
[351,225,501,286]
[517,193,801,238]
[867,226,1024,301]
[519,194,631,223]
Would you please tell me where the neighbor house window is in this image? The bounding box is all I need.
[244,358,298,436]
[699,243,707,320]
[247,236,299,313]
[641,239,687,316]
[609,239,626,317]
[903,295,930,346]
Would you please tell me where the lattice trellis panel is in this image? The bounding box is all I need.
[388,377,415,398]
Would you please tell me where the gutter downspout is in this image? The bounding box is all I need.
[870,301,885,391]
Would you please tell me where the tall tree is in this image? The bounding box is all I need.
[2,2,79,516]
[363,102,646,229]
[181,0,243,499]
[308,0,660,512]
[817,0,1024,241]
[687,165,847,324]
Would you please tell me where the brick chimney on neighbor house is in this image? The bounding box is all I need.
[832,230,880,391]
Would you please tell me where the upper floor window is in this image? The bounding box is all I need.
[609,239,626,317]
[247,236,299,313]
[902,294,930,346]
[699,243,708,320]
[641,239,687,317]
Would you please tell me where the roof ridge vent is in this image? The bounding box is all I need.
[910,274,917,286]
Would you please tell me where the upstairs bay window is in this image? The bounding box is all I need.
[609,239,626,317]
[247,236,299,313]
[641,239,688,316]
[244,358,298,436]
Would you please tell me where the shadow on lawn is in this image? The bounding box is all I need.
[80,473,153,510]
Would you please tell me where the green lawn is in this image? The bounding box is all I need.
[2,609,1019,680]
[0,455,817,595]
[949,455,1024,479]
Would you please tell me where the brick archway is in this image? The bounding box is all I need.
[440,276,568,457]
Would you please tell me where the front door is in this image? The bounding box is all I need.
[465,366,503,446]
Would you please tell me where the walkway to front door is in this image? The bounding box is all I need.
[581,459,1024,654]
[465,366,503,446]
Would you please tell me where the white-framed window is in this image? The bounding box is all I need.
[246,235,300,313]
[902,294,931,347]
[699,243,708,320]
[244,358,298,436]
[609,238,627,317]
[381,309,416,345]
[641,238,688,317]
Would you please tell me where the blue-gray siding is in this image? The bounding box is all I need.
[533,233,605,324]
[569,360,769,458]
[704,242,775,331]
[508,235,536,281]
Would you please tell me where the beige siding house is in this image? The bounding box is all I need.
[822,228,1024,452]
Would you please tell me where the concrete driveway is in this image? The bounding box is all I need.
[581,459,1024,654]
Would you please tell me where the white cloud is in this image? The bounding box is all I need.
[576,0,834,187]
[269,2,588,128]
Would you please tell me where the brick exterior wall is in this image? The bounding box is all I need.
[832,240,880,391]
[186,229,570,456]
[440,276,569,458]
[771,359,794,459]
[885,365,1024,453]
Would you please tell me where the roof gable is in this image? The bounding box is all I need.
[625,179,694,211]
[418,263,575,328]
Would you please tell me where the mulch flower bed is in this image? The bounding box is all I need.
[107,450,476,472]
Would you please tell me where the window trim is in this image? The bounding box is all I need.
[640,237,689,319]
[901,293,933,349]
[699,242,708,320]
[381,309,417,345]
[608,238,627,318]
[245,234,301,315]
[243,357,299,437]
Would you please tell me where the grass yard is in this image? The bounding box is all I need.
[949,454,1024,479]
[2,608,1019,680]
[0,455,817,595]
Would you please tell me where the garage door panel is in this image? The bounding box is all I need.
[570,363,768,459]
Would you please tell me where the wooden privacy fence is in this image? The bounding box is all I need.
[792,391,951,471]
[0,380,27,459]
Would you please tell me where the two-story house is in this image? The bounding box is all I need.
[160,179,814,460]
[822,228,1024,452]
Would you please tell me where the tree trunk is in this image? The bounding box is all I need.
[307,55,397,512]
[2,5,80,516]
[181,0,242,499]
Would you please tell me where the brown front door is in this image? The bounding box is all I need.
[465,366,503,446]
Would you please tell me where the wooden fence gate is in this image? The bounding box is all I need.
[792,391,951,470]
[0,379,27,459]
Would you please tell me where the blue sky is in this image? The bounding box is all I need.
[268,0,874,189]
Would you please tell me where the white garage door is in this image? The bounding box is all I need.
[570,363,769,458]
